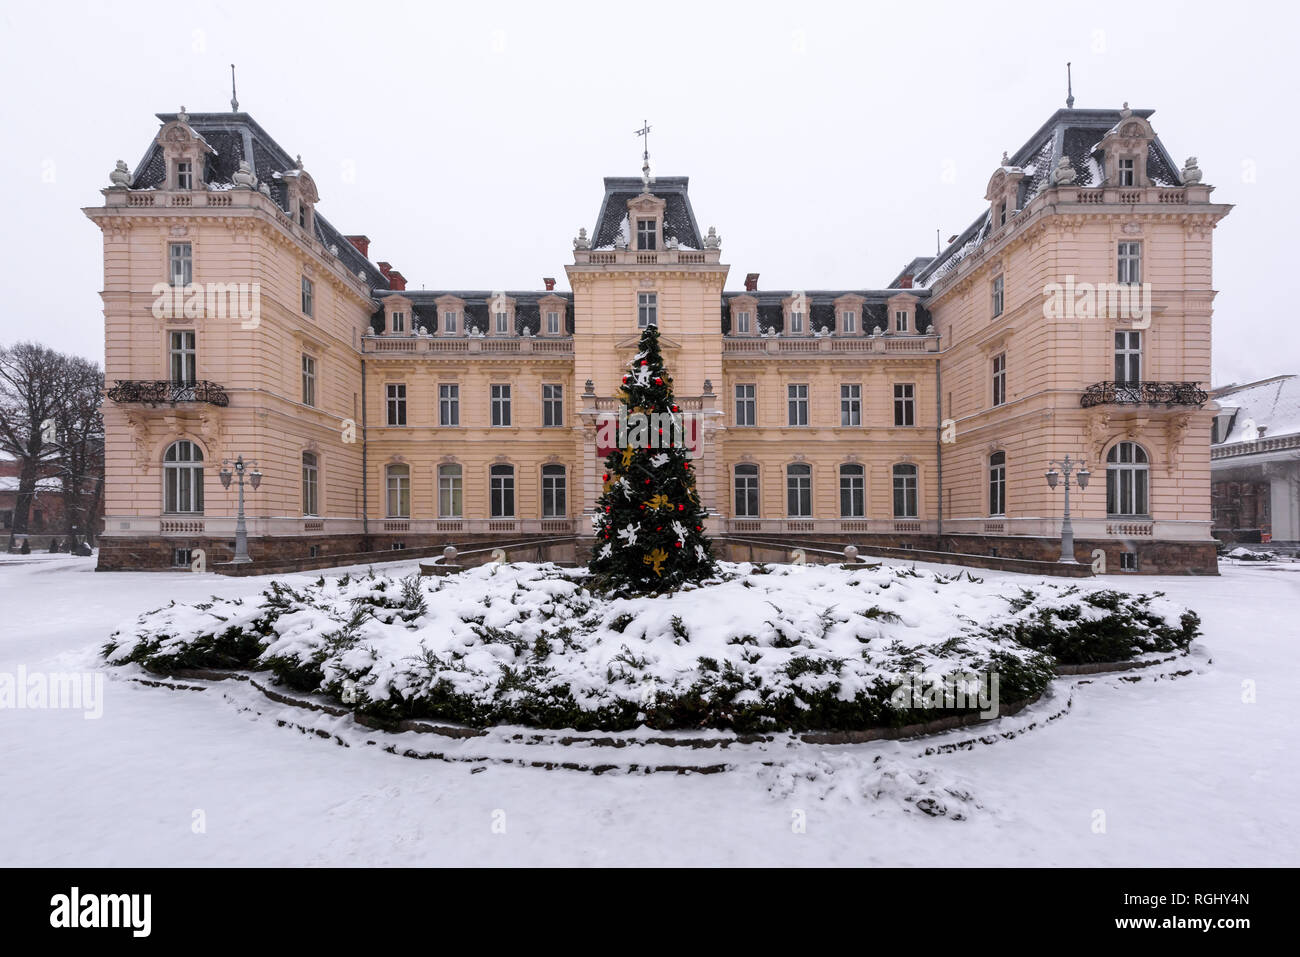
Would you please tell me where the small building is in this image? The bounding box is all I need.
[1210,375,1300,544]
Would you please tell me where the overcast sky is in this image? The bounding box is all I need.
[1,0,1294,386]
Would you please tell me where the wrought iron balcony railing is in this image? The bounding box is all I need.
[1079,380,1207,409]
[106,379,230,407]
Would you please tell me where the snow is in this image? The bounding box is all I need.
[1,554,1297,865]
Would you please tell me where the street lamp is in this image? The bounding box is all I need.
[219,455,262,564]
[1045,454,1090,563]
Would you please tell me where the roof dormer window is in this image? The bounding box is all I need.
[789,310,804,334]
[391,311,406,334]
[637,218,657,251]
[998,201,1007,226]
[176,161,193,190]
[1118,157,1135,187]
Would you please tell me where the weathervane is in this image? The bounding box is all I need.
[635,119,652,191]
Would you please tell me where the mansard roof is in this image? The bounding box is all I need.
[591,176,705,250]
[913,107,1185,289]
[720,289,932,336]
[370,289,575,336]
[1211,375,1300,445]
[130,111,388,290]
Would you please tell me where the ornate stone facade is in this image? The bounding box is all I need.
[85,105,1230,573]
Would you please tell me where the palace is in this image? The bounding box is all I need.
[85,102,1230,573]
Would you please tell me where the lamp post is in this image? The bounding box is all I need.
[1045,454,1090,563]
[219,455,262,563]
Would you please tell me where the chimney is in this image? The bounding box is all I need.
[897,274,914,289]
[376,262,406,291]
[543,277,556,291]
[744,272,759,292]
[345,235,370,258]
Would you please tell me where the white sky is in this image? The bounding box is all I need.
[1,0,1295,387]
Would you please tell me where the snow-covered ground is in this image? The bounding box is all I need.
[1,554,1297,866]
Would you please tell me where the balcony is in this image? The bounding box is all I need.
[362,335,574,358]
[107,379,229,407]
[723,334,940,358]
[572,247,722,267]
[1080,380,1207,409]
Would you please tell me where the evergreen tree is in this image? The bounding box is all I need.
[589,325,715,593]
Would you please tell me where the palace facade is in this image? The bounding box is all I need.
[85,103,1230,572]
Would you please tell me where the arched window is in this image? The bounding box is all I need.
[839,464,865,518]
[438,464,462,518]
[892,464,918,518]
[302,451,319,516]
[541,464,567,518]
[786,463,812,518]
[490,464,515,518]
[734,464,759,518]
[385,464,410,518]
[989,451,1006,517]
[163,440,203,514]
[1106,442,1149,516]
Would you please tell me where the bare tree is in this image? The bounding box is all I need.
[0,342,67,548]
[52,356,105,547]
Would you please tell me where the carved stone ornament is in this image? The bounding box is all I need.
[109,160,132,188]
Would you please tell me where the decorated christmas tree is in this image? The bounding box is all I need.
[589,324,715,593]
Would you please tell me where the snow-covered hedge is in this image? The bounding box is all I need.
[103,562,1199,733]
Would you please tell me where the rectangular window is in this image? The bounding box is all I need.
[989,455,1006,517]
[541,468,567,518]
[840,384,861,426]
[786,469,812,518]
[894,310,909,333]
[302,455,319,516]
[893,467,918,518]
[841,311,856,334]
[787,384,809,426]
[1118,157,1135,187]
[439,383,460,426]
[546,311,561,335]
[734,467,760,518]
[542,384,563,427]
[992,353,1007,407]
[168,242,192,286]
[301,354,316,407]
[735,384,756,427]
[1120,551,1138,572]
[176,161,192,190]
[893,383,915,427]
[1118,241,1142,285]
[301,276,314,317]
[495,311,509,335]
[991,275,1004,318]
[636,218,656,250]
[391,311,406,333]
[491,384,512,427]
[168,330,196,386]
[385,468,410,519]
[840,468,865,518]
[443,310,458,334]
[438,466,463,518]
[490,469,515,518]
[998,201,1007,226]
[172,547,193,568]
[1115,331,1142,384]
[736,311,751,334]
[386,383,406,426]
[789,310,804,334]
[638,292,657,329]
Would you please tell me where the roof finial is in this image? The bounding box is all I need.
[635,119,652,192]
[231,63,239,112]
[1066,61,1075,109]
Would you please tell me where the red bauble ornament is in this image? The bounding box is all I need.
[603,473,609,481]
[656,527,662,531]
[644,478,651,484]
[640,360,647,366]
[675,542,682,548]
[677,504,684,511]
[695,526,702,531]
[604,506,610,513]
[654,377,663,385]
